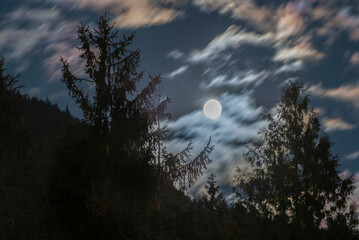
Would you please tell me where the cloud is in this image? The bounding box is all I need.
[333,8,359,41]
[206,70,269,88]
[314,107,326,116]
[43,41,84,82]
[7,6,60,22]
[166,92,266,190]
[54,0,184,28]
[111,0,184,28]
[350,52,359,65]
[0,24,50,61]
[322,117,356,132]
[275,60,304,74]
[339,169,351,179]
[276,3,305,41]
[192,0,359,44]
[167,65,188,79]
[192,0,271,28]
[0,6,81,79]
[167,49,184,59]
[344,151,359,160]
[189,25,274,63]
[309,82,359,109]
[273,40,324,62]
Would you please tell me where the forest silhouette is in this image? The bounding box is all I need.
[0,15,358,240]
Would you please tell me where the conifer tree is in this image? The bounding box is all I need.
[58,14,214,238]
[201,172,226,212]
[58,15,165,238]
[234,81,356,236]
[0,57,21,135]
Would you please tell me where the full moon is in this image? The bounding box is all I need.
[203,99,222,120]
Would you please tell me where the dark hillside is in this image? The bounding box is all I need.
[21,96,77,140]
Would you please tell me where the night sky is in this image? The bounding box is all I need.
[1,0,359,199]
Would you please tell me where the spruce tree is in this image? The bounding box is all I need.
[57,14,164,238]
[201,173,226,212]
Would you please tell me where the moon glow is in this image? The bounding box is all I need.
[203,99,222,120]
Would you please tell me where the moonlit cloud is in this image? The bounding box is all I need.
[345,151,359,160]
[206,70,269,88]
[167,49,184,60]
[167,65,188,79]
[275,60,304,74]
[309,82,359,109]
[276,3,305,40]
[0,6,81,80]
[162,0,359,197]
[111,0,184,28]
[43,41,84,83]
[333,8,359,41]
[0,24,50,61]
[192,0,271,28]
[7,6,61,22]
[350,52,359,65]
[167,92,266,190]
[273,40,324,62]
[189,25,275,63]
[323,117,356,132]
[53,0,184,28]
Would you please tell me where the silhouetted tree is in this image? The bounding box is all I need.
[197,173,230,240]
[0,57,21,133]
[151,88,213,213]
[57,14,165,238]
[201,173,226,212]
[234,81,357,238]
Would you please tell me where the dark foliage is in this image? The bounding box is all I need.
[234,81,358,239]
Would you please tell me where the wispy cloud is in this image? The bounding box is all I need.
[7,6,61,22]
[345,151,359,160]
[189,25,274,63]
[350,52,359,66]
[273,40,324,62]
[167,49,184,60]
[309,82,359,109]
[332,8,359,41]
[192,0,271,28]
[54,0,184,28]
[43,41,84,82]
[322,117,356,132]
[167,65,188,79]
[111,0,184,28]
[0,6,81,80]
[206,70,269,88]
[275,60,304,74]
[275,3,305,41]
